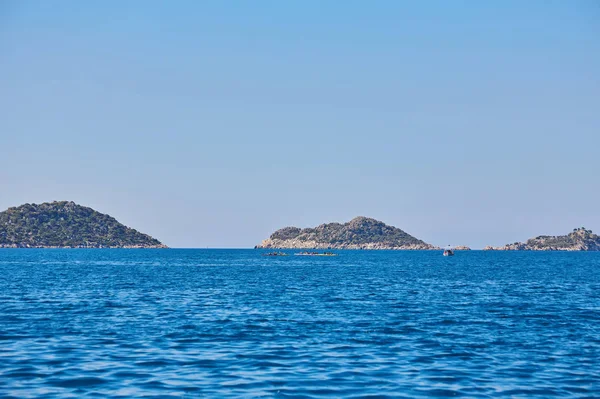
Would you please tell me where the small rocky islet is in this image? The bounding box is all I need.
[484,227,600,251]
[0,201,167,248]
[256,216,461,250]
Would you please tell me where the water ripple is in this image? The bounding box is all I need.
[0,249,599,397]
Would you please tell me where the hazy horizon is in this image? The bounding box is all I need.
[2,1,599,249]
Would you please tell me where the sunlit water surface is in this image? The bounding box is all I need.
[1,249,599,398]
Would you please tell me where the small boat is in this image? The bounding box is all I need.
[443,246,455,256]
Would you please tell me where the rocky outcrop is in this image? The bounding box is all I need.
[453,245,471,250]
[0,201,167,248]
[484,228,600,251]
[256,217,436,250]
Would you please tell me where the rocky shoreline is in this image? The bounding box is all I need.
[0,244,168,249]
[257,239,436,250]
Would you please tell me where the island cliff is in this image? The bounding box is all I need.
[256,217,436,250]
[484,228,600,251]
[0,201,167,248]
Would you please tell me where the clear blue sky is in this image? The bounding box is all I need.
[1,1,599,248]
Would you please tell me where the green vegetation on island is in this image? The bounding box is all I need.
[256,216,436,250]
[484,227,600,251]
[0,201,167,248]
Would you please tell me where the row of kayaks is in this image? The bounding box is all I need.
[262,252,338,257]
[296,251,338,256]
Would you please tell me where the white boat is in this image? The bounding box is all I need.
[443,246,455,256]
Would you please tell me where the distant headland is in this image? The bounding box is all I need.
[256,216,452,250]
[0,201,167,248]
[484,227,600,251]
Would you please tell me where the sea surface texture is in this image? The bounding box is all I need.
[0,249,599,398]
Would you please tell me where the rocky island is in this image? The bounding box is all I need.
[256,216,437,250]
[0,201,167,248]
[453,246,472,251]
[484,227,600,251]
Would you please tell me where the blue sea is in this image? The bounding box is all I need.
[1,249,599,398]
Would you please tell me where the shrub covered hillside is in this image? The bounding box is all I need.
[256,216,436,250]
[484,227,600,251]
[0,201,167,248]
